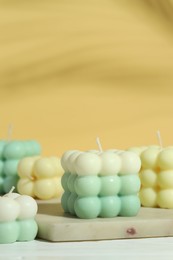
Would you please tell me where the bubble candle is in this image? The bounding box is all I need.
[128,131,173,208]
[61,141,141,219]
[17,156,64,200]
[0,140,41,194]
[0,187,38,244]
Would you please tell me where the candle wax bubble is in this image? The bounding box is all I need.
[61,150,77,172]
[18,157,38,178]
[75,152,102,176]
[119,195,140,216]
[127,146,147,156]
[99,175,121,196]
[157,190,173,208]
[67,173,77,193]
[17,179,35,197]
[74,176,101,196]
[3,160,19,176]
[3,175,19,194]
[15,195,38,219]
[99,151,121,175]
[34,179,57,199]
[67,192,78,215]
[25,141,41,156]
[99,196,121,217]
[50,157,64,175]
[0,221,20,244]
[61,191,71,213]
[140,147,160,169]
[74,196,101,219]
[119,175,141,195]
[4,192,20,199]
[0,197,20,221]
[158,170,173,189]
[53,177,64,197]
[3,141,26,159]
[140,169,157,187]
[157,148,173,170]
[61,172,71,191]
[34,158,57,178]
[67,151,81,174]
[120,151,141,175]
[17,219,38,241]
[139,188,157,207]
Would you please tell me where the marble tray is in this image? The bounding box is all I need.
[36,200,173,242]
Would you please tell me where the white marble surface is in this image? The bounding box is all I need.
[1,237,173,260]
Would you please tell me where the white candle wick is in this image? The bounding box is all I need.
[96,137,103,152]
[156,130,163,149]
[8,186,15,194]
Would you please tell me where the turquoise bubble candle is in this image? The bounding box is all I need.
[0,187,38,244]
[0,140,41,194]
[61,150,141,219]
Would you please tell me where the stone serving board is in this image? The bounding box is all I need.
[36,200,173,242]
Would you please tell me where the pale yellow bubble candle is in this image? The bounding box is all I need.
[128,131,173,209]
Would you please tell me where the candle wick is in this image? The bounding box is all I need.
[9,186,15,194]
[96,137,103,152]
[7,123,13,141]
[156,130,163,149]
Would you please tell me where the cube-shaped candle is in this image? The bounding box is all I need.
[61,150,141,219]
[128,146,173,208]
[0,189,38,244]
[17,156,64,200]
[0,140,41,194]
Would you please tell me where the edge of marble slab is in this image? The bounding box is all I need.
[36,201,173,242]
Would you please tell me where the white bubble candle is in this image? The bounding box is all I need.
[0,187,38,244]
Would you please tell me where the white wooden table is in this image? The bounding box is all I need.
[1,237,173,260]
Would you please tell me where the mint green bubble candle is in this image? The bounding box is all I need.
[61,149,141,219]
[0,140,41,194]
[0,187,38,243]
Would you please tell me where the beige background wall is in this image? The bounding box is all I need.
[1,0,173,156]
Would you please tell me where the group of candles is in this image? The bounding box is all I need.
[1,135,173,243]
